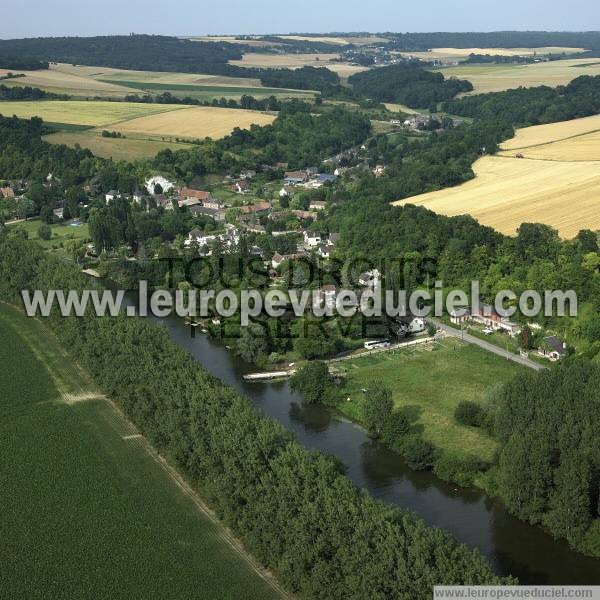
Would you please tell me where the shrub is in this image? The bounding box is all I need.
[381,410,411,448]
[37,223,52,241]
[455,401,484,427]
[434,454,488,487]
[400,435,436,470]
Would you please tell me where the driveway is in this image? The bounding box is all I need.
[429,318,546,371]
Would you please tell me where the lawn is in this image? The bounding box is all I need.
[334,339,524,463]
[0,303,280,599]
[7,218,90,249]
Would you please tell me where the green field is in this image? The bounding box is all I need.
[0,303,280,599]
[335,339,523,462]
[0,100,185,127]
[99,78,315,99]
[42,130,194,160]
[7,219,90,249]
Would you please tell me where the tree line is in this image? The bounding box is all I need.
[0,233,512,597]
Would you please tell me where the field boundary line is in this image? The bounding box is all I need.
[500,126,600,151]
[102,395,293,600]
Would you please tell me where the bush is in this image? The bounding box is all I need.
[381,410,411,448]
[433,454,488,487]
[400,435,436,470]
[455,401,484,427]
[37,223,52,241]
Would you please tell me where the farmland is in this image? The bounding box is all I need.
[1,63,315,100]
[0,303,280,599]
[0,99,182,127]
[403,46,585,62]
[42,130,194,160]
[0,99,276,157]
[395,114,600,238]
[229,52,367,77]
[500,112,600,151]
[433,58,600,94]
[334,339,522,463]
[108,105,276,139]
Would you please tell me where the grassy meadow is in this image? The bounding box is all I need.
[334,339,523,463]
[0,303,281,599]
[395,113,600,237]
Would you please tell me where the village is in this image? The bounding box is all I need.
[0,154,569,365]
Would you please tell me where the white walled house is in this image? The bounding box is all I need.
[146,176,175,195]
[303,231,322,248]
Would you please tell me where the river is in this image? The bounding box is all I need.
[137,299,600,584]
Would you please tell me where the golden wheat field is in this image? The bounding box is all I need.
[434,59,600,94]
[109,106,275,139]
[394,116,600,237]
[500,113,600,150]
[394,157,600,237]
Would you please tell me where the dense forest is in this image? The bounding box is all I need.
[493,361,600,556]
[0,35,252,76]
[0,56,49,70]
[382,31,600,52]
[258,66,341,92]
[348,64,473,108]
[0,233,511,597]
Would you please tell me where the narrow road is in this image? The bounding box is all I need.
[429,318,546,371]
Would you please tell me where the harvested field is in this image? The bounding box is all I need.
[230,52,338,68]
[394,155,600,238]
[500,113,600,150]
[434,58,600,94]
[109,105,275,139]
